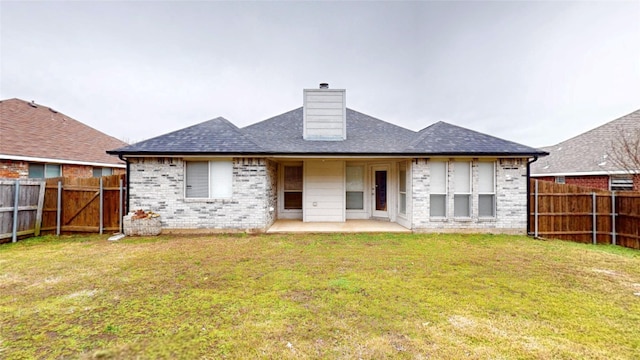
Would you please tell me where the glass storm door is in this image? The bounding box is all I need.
[372,166,388,218]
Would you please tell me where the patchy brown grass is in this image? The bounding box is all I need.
[0,233,639,359]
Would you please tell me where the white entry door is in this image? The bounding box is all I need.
[371,165,389,218]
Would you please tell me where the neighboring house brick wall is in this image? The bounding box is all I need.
[128,157,276,232]
[411,158,527,233]
[0,160,28,178]
[62,164,93,178]
[565,176,609,190]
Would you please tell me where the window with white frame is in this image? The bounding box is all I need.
[453,161,471,217]
[185,160,233,199]
[346,165,364,210]
[398,162,407,215]
[28,163,61,178]
[555,176,565,184]
[429,161,447,217]
[283,165,303,210]
[478,162,496,217]
[93,167,113,177]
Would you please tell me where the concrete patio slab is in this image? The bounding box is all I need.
[267,219,411,233]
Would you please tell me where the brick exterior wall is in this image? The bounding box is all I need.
[565,175,609,190]
[0,160,28,178]
[62,164,93,178]
[128,157,277,232]
[1,160,124,179]
[534,175,640,191]
[411,158,528,233]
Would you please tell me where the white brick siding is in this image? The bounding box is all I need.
[128,157,277,232]
[411,158,528,233]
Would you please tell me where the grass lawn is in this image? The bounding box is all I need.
[1,233,639,359]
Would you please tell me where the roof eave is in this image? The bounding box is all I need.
[108,150,547,158]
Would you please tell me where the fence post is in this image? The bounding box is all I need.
[592,192,597,245]
[119,178,124,234]
[56,180,62,236]
[534,180,539,238]
[12,181,20,243]
[99,177,103,235]
[34,181,46,236]
[611,191,616,246]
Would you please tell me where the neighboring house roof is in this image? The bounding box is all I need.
[531,109,640,176]
[1,98,127,167]
[109,107,546,157]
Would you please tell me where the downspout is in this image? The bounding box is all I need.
[526,156,539,236]
[118,154,130,214]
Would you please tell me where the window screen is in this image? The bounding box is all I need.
[186,161,209,198]
[453,161,470,217]
[430,161,447,217]
[284,165,303,209]
[346,165,364,210]
[399,163,407,215]
[478,162,495,217]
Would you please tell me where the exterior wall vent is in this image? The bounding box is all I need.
[303,84,346,141]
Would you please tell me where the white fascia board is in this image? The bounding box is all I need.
[531,170,639,177]
[0,154,126,168]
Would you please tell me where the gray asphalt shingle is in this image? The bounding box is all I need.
[531,109,640,175]
[108,108,546,157]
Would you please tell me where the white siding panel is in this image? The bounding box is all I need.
[304,88,346,141]
[304,160,345,222]
[305,108,344,116]
[305,94,344,103]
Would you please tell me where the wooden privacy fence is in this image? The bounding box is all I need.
[40,174,127,235]
[0,179,46,243]
[530,179,640,249]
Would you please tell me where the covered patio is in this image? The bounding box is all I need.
[267,219,411,233]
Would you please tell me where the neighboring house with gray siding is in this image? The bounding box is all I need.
[108,84,546,233]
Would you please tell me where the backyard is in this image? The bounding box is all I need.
[1,233,639,359]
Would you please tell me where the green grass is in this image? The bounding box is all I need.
[1,233,639,359]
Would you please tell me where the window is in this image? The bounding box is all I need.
[453,161,471,217]
[284,165,303,209]
[478,162,496,217]
[610,175,633,191]
[28,163,61,178]
[185,160,233,198]
[93,167,113,177]
[555,176,565,184]
[430,161,447,217]
[346,165,364,210]
[398,162,407,215]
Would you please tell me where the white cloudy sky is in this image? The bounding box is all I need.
[1,1,639,148]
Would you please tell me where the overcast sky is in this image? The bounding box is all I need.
[1,1,639,148]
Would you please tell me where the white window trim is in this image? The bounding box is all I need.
[346,163,366,212]
[398,161,407,216]
[478,161,496,219]
[429,160,448,219]
[453,161,472,218]
[184,159,233,200]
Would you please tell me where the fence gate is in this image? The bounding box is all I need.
[0,179,46,242]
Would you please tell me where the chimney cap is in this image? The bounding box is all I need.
[319,83,329,89]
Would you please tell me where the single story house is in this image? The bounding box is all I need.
[0,98,127,179]
[108,84,547,233]
[531,109,640,191]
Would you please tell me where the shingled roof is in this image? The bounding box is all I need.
[1,98,127,166]
[108,107,546,157]
[531,109,640,175]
